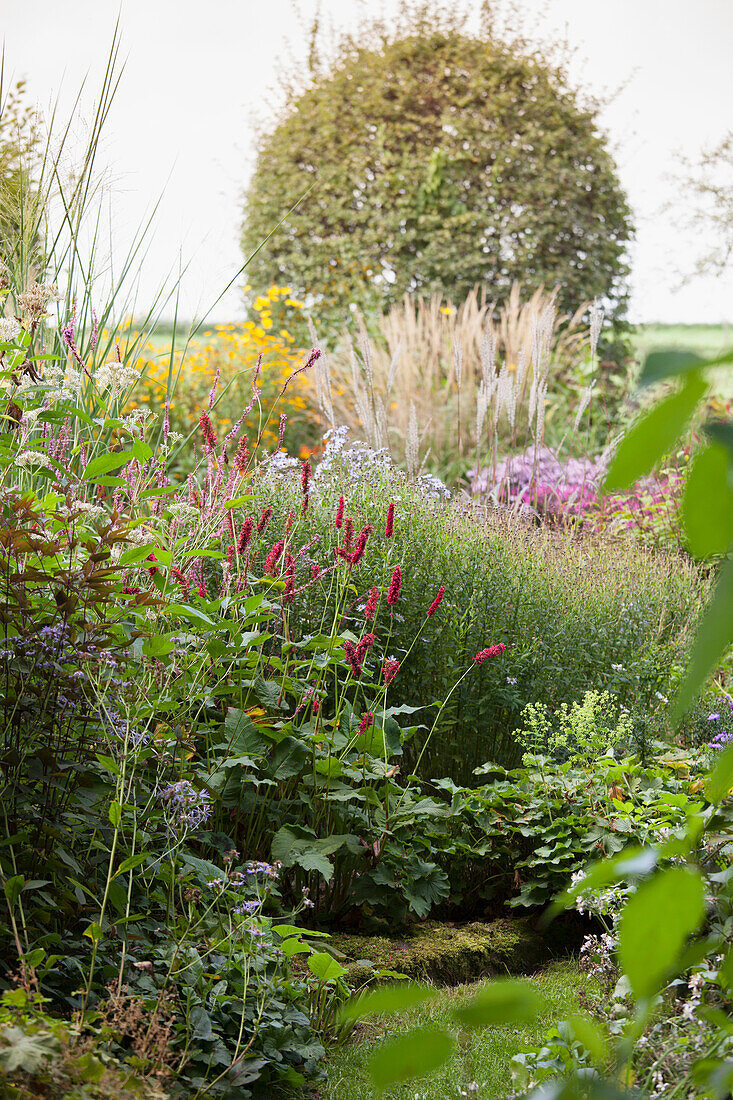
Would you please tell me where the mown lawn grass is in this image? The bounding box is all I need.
[322,960,597,1100]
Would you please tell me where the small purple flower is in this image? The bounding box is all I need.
[234,900,259,916]
[708,713,721,721]
[157,780,212,833]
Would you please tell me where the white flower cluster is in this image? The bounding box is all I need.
[167,502,200,527]
[117,408,157,432]
[16,361,83,405]
[416,472,451,500]
[94,359,140,393]
[66,501,108,525]
[0,318,21,343]
[111,522,154,561]
[15,450,50,468]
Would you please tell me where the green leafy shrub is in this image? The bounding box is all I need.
[242,6,633,328]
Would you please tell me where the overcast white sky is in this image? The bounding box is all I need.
[3,0,733,323]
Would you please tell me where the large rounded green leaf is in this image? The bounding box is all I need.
[618,867,705,998]
[368,1027,454,1089]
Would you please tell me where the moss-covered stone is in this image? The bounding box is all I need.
[326,918,550,987]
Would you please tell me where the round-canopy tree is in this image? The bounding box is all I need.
[241,9,633,327]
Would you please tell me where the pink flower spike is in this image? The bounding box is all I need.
[473,643,507,665]
[427,586,445,617]
[383,656,400,684]
[355,632,376,664]
[385,502,395,538]
[237,518,254,554]
[265,538,286,575]
[199,412,217,453]
[357,711,374,736]
[365,586,379,621]
[343,640,363,677]
[335,496,345,528]
[387,565,402,605]
[349,524,373,566]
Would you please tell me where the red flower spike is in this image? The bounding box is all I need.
[237,518,254,554]
[171,566,189,595]
[357,712,374,736]
[343,516,354,550]
[335,496,345,528]
[265,538,286,575]
[198,581,208,599]
[427,586,445,617]
[385,502,395,538]
[365,586,379,621]
[383,657,400,684]
[311,562,321,579]
[387,565,402,605]
[199,412,217,453]
[473,643,507,665]
[349,524,373,567]
[257,507,273,534]
[343,640,363,677]
[355,632,376,664]
[234,434,249,474]
[122,586,141,595]
[284,552,295,604]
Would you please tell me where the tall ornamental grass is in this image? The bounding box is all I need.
[315,283,629,486]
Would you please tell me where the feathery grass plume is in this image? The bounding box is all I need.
[308,316,335,428]
[406,401,419,480]
[325,284,588,481]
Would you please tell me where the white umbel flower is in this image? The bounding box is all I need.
[0,318,21,343]
[15,450,50,467]
[95,360,141,392]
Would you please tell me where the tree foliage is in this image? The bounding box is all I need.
[675,130,733,276]
[241,6,633,326]
[0,78,40,270]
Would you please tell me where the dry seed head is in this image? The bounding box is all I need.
[589,300,604,359]
[386,340,402,393]
[17,281,60,321]
[574,385,593,430]
[480,329,496,385]
[453,342,463,390]
[406,401,419,480]
[476,379,489,441]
